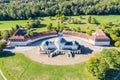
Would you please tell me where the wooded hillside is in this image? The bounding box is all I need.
[0,0,120,20]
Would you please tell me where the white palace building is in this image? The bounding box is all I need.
[40,38,80,51]
[10,29,58,46]
[40,37,81,58]
[62,29,110,46]
[10,29,110,46]
[9,29,110,58]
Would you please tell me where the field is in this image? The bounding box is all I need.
[0,15,120,32]
[0,75,3,80]
[0,53,97,80]
[0,20,27,30]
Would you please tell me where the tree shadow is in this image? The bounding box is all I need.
[0,23,3,24]
[80,22,86,24]
[80,45,93,54]
[105,69,120,80]
[39,24,47,28]
[80,17,86,19]
[51,18,56,20]
[28,36,58,46]
[0,51,15,58]
[34,24,46,28]
[40,18,44,21]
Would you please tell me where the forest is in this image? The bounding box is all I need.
[0,0,120,20]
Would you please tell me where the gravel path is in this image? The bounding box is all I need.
[20,46,98,65]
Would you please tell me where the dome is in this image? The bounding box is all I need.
[54,37,66,50]
[55,37,66,44]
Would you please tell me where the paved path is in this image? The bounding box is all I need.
[0,69,7,80]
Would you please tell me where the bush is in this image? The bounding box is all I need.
[46,23,53,30]
[26,30,34,36]
[114,41,120,47]
[76,27,81,32]
[49,16,52,19]
[2,30,10,40]
[88,16,92,24]
[86,29,92,35]
[110,34,118,41]
[92,18,99,24]
[0,42,6,56]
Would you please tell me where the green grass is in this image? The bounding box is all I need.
[38,15,120,32]
[0,15,120,32]
[0,53,97,80]
[0,75,3,80]
[0,20,27,30]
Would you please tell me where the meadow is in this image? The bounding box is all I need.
[0,75,3,80]
[0,53,97,80]
[0,15,120,32]
[0,15,120,80]
[0,20,27,30]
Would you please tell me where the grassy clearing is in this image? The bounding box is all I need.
[0,20,27,30]
[0,75,3,80]
[0,15,120,32]
[34,15,120,32]
[0,53,97,80]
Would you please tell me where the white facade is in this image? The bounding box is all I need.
[10,40,30,46]
[89,39,110,46]
[41,41,56,50]
[10,35,58,46]
[41,37,80,51]
[63,35,110,46]
[61,45,78,50]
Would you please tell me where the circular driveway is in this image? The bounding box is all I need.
[4,36,115,65]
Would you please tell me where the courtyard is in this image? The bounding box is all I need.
[4,36,115,65]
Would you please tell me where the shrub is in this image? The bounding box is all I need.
[88,16,92,24]
[46,23,53,30]
[76,27,81,32]
[86,29,92,35]
[110,34,118,41]
[114,41,120,47]
[0,42,6,56]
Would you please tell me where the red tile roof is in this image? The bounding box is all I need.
[10,29,110,42]
[92,29,110,41]
[10,29,57,41]
[62,29,110,41]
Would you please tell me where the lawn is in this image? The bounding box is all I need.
[0,75,3,80]
[0,15,120,32]
[0,20,27,30]
[0,53,97,80]
[35,15,120,32]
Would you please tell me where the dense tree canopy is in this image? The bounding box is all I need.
[87,57,109,79]
[87,49,120,80]
[0,0,120,20]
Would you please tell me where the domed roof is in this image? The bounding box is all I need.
[55,37,66,44]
